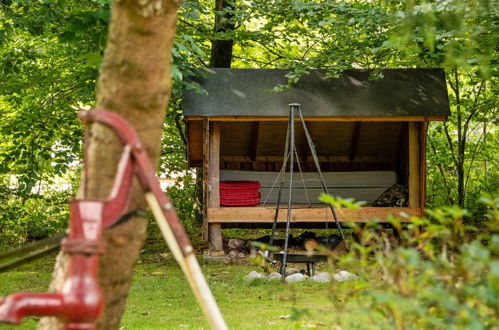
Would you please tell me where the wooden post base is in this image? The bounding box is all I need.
[208,223,223,252]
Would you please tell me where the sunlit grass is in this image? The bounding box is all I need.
[0,250,362,329]
[0,253,55,329]
[121,255,341,329]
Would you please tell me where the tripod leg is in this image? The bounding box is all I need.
[297,107,348,249]
[269,181,284,247]
[269,120,291,248]
[281,105,296,277]
[294,145,311,207]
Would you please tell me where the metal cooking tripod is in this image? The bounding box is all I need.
[264,104,347,277]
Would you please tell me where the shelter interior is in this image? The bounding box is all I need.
[186,117,429,250]
[189,120,415,204]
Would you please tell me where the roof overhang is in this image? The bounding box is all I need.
[182,68,450,119]
[184,116,447,121]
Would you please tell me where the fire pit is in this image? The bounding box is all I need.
[272,253,328,276]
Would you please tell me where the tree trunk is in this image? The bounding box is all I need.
[202,0,235,245]
[483,122,487,175]
[209,0,235,68]
[453,70,465,208]
[38,0,179,329]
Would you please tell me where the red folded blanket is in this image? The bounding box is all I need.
[220,181,261,207]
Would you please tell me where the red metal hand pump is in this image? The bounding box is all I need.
[0,109,226,330]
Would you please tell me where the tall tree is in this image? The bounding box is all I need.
[209,0,235,67]
[388,0,498,209]
[38,0,180,328]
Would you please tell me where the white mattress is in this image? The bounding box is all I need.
[220,170,397,203]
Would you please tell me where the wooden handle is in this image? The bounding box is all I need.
[145,193,227,330]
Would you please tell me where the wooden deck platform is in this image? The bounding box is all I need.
[208,206,421,224]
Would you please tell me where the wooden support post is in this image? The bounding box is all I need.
[202,119,210,241]
[208,122,223,251]
[408,122,421,208]
[420,121,428,208]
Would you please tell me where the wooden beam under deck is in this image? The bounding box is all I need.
[186,116,447,122]
[208,207,422,223]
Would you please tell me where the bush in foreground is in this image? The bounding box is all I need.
[310,194,499,329]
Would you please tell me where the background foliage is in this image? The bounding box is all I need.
[0,1,497,328]
[0,0,497,245]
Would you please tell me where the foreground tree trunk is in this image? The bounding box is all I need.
[39,0,179,328]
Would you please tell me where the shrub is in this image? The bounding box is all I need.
[316,194,499,329]
[0,183,70,247]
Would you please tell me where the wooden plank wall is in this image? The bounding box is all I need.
[190,120,410,171]
[188,120,203,165]
[212,121,403,172]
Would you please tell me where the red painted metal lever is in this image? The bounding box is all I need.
[79,109,191,253]
[0,109,185,329]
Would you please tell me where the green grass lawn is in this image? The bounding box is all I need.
[0,253,55,329]
[0,250,368,329]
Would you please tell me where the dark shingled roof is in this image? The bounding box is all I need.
[182,68,450,117]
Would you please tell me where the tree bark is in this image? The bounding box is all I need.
[38,0,179,329]
[209,0,235,68]
[453,70,465,207]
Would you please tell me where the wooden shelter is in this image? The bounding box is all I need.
[182,68,450,251]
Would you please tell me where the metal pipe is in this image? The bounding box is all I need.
[280,103,297,277]
[269,181,283,248]
[0,200,105,328]
[268,114,291,251]
[294,145,311,206]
